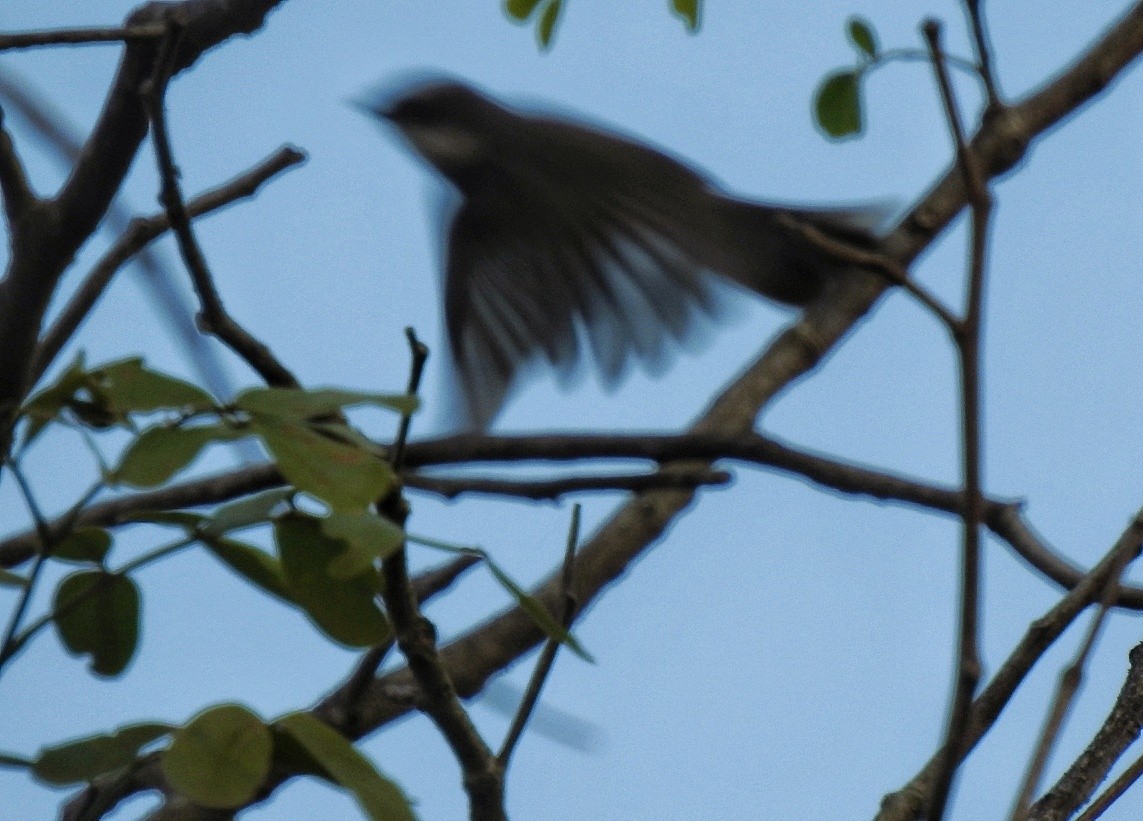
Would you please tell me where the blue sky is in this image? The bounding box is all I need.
[2,1,1142,818]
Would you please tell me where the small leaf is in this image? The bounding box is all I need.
[235,387,417,420]
[322,512,405,579]
[203,487,294,536]
[671,0,700,31]
[19,353,90,445]
[252,416,395,513]
[847,16,878,59]
[200,535,292,603]
[814,70,863,138]
[505,0,543,21]
[93,359,216,415]
[34,723,172,785]
[162,704,272,809]
[51,526,112,564]
[53,571,140,677]
[276,713,415,821]
[120,509,207,531]
[115,424,244,488]
[275,515,389,647]
[537,0,562,47]
[485,560,593,662]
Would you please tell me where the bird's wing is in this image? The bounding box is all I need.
[442,183,729,430]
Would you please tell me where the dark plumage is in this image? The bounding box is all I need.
[362,78,881,429]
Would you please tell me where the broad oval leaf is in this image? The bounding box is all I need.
[52,526,112,564]
[93,358,216,415]
[252,417,395,513]
[276,713,415,821]
[19,353,90,445]
[200,535,292,603]
[34,723,172,785]
[162,704,272,809]
[321,512,405,579]
[275,515,389,647]
[115,424,244,488]
[814,70,863,138]
[54,571,140,677]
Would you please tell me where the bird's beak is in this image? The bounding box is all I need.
[345,94,392,122]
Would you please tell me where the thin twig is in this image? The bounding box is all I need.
[0,65,269,412]
[32,145,305,383]
[0,25,168,52]
[390,328,429,472]
[1011,545,1135,819]
[963,0,1002,110]
[498,504,581,765]
[406,467,731,500]
[0,461,54,672]
[379,533,504,818]
[336,328,433,728]
[3,434,1143,616]
[1028,642,1143,820]
[777,213,961,332]
[141,20,299,389]
[923,17,994,821]
[877,508,1143,821]
[0,463,102,672]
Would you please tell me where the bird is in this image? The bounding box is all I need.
[360,77,884,430]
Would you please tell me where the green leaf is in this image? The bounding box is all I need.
[252,416,395,513]
[275,515,389,647]
[276,713,415,821]
[0,568,28,588]
[537,0,562,47]
[120,509,207,531]
[485,559,592,662]
[162,704,272,809]
[847,16,878,59]
[203,487,294,536]
[114,424,245,488]
[671,0,700,31]
[235,387,417,419]
[200,535,292,603]
[814,70,863,138]
[505,0,543,21]
[19,353,91,445]
[33,723,172,785]
[93,359,215,415]
[321,512,405,579]
[51,526,112,564]
[53,571,140,677]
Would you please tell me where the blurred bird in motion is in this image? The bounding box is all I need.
[360,78,884,430]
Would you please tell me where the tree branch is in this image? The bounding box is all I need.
[0,0,286,458]
[0,24,167,52]
[31,145,305,383]
[877,508,1143,821]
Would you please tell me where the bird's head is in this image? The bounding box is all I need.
[358,77,507,173]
